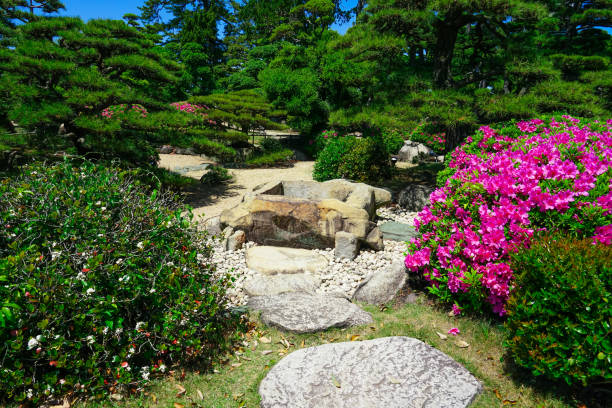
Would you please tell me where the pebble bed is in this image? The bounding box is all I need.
[209,207,419,306]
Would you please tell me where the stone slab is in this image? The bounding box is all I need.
[246,246,328,275]
[248,292,373,333]
[259,336,482,408]
[379,222,418,242]
[353,259,407,305]
[243,274,320,297]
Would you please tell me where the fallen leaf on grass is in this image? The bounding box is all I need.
[259,336,271,344]
[456,340,470,348]
[196,390,204,400]
[110,394,122,401]
[175,384,186,397]
[173,403,184,408]
[503,399,517,405]
[494,389,502,400]
[331,375,341,388]
[300,339,305,348]
[231,363,242,368]
[233,393,245,400]
[261,350,273,355]
[350,334,360,341]
[436,332,448,340]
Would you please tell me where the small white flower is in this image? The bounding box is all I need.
[136,241,144,250]
[180,318,188,326]
[26,389,33,399]
[102,327,109,335]
[27,338,39,350]
[159,364,166,373]
[100,207,106,211]
[116,258,124,265]
[149,288,156,294]
[95,201,102,206]
[76,272,86,280]
[35,335,43,341]
[51,251,61,260]
[86,287,95,295]
[129,347,135,353]
[135,321,145,330]
[59,379,66,385]
[141,366,150,380]
[115,328,123,336]
[98,233,104,237]
[86,335,95,344]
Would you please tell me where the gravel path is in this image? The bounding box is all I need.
[158,154,314,223]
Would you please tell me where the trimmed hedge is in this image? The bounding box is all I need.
[0,160,243,404]
[506,235,612,387]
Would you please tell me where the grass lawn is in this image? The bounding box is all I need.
[80,295,590,408]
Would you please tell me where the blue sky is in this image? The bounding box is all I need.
[57,0,357,34]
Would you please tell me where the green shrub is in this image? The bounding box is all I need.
[505,235,612,387]
[245,148,294,167]
[200,165,233,185]
[313,135,391,183]
[259,137,284,153]
[0,160,243,404]
[380,129,405,155]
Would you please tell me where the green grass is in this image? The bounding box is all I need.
[79,298,592,408]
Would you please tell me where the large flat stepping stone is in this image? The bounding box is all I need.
[244,273,320,297]
[246,246,328,275]
[248,293,373,333]
[379,221,418,242]
[259,336,482,408]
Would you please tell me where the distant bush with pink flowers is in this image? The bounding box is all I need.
[405,116,612,316]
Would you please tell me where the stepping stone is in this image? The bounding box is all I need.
[379,221,418,242]
[246,246,328,275]
[243,274,320,297]
[259,336,482,408]
[248,292,373,333]
[353,259,407,305]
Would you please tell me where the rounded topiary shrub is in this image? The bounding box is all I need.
[505,235,612,387]
[405,116,612,316]
[313,135,391,183]
[0,160,243,404]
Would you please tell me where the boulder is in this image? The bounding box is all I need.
[248,292,373,333]
[397,184,435,212]
[353,259,407,305]
[259,336,482,408]
[335,231,359,260]
[159,145,174,154]
[225,230,246,251]
[246,246,328,275]
[243,274,320,297]
[398,141,434,163]
[204,216,222,236]
[365,226,384,251]
[379,222,418,242]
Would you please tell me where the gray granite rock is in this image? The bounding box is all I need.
[379,222,418,242]
[398,141,434,163]
[204,216,222,237]
[259,336,482,408]
[335,231,359,260]
[225,230,246,251]
[365,226,384,251]
[246,246,328,275]
[353,259,407,305]
[248,292,373,333]
[397,184,435,212]
[243,274,320,297]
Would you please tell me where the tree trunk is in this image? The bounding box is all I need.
[444,125,471,153]
[432,20,460,89]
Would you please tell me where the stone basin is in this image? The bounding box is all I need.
[220,179,391,250]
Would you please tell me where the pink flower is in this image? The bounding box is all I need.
[452,304,462,316]
[448,328,460,335]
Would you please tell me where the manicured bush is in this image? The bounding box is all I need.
[313,134,392,183]
[245,149,294,167]
[0,160,243,405]
[405,116,612,315]
[505,235,612,387]
[380,128,405,156]
[408,123,446,154]
[200,165,233,184]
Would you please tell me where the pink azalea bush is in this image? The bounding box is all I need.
[101,104,148,119]
[405,116,612,316]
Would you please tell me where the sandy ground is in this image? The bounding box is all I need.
[158,154,314,223]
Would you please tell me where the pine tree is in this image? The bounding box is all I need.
[0,17,239,164]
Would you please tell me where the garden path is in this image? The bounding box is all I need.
[157,153,315,224]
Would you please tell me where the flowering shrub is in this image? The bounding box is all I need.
[408,122,446,153]
[405,116,612,315]
[170,102,208,114]
[101,104,148,119]
[0,160,243,404]
[505,235,611,387]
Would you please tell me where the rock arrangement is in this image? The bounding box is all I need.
[259,336,482,408]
